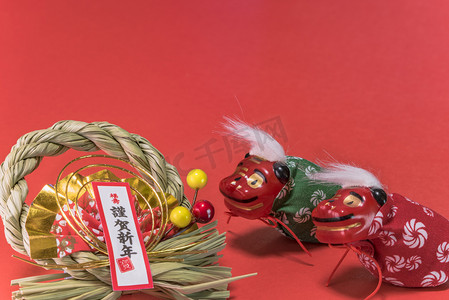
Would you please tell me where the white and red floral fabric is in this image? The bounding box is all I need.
[50,192,176,257]
[353,193,449,287]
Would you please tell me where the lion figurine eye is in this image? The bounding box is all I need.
[343,194,362,207]
[247,173,264,189]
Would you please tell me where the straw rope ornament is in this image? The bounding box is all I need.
[0,120,255,300]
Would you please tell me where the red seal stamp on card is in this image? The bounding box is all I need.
[116,257,135,273]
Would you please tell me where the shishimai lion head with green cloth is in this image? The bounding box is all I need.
[219,119,341,252]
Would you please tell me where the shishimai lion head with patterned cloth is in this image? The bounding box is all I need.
[310,163,449,296]
[219,119,341,254]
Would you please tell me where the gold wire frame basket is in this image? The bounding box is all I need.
[53,154,170,256]
[0,120,255,300]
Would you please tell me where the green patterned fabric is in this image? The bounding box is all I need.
[271,156,341,243]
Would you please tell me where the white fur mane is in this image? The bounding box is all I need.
[308,163,383,189]
[223,118,286,162]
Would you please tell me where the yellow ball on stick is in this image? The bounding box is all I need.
[170,206,192,228]
[187,169,208,189]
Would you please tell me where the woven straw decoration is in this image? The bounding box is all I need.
[0,120,190,288]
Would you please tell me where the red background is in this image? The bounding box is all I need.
[1,1,449,299]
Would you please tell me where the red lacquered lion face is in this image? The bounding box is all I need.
[312,187,387,244]
[219,155,290,219]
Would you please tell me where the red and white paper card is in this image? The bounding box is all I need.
[92,182,153,291]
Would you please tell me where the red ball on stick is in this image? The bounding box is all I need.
[192,200,215,223]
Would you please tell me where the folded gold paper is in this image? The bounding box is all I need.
[26,170,178,259]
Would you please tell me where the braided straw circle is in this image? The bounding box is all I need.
[0,120,187,284]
